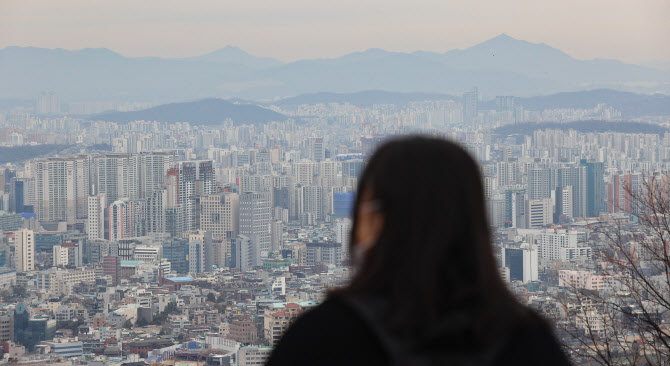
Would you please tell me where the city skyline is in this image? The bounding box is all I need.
[1,0,669,64]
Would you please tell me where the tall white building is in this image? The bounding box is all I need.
[309,137,325,162]
[87,194,106,240]
[167,160,215,231]
[234,234,255,272]
[93,153,139,203]
[335,218,352,259]
[270,220,284,252]
[528,167,551,201]
[501,244,538,283]
[188,240,205,274]
[14,229,34,272]
[52,245,69,267]
[527,198,552,227]
[138,151,179,198]
[108,199,147,241]
[538,229,582,261]
[240,192,272,257]
[199,192,239,241]
[35,156,91,223]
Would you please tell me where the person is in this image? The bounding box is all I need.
[266,136,571,365]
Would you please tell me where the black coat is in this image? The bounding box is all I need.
[266,296,572,365]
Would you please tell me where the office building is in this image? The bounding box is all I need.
[527,198,552,227]
[103,256,120,286]
[502,245,538,283]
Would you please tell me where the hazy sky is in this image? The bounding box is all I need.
[1,0,669,64]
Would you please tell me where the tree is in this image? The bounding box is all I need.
[557,176,670,365]
[206,292,217,302]
[123,320,133,329]
[12,286,26,299]
[136,317,149,327]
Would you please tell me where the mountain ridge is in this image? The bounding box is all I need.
[1,34,668,101]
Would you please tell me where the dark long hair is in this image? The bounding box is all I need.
[334,135,519,340]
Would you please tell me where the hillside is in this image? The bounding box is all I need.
[92,98,288,125]
[0,144,70,164]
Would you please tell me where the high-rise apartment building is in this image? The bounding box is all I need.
[462,87,479,124]
[553,165,587,219]
[198,192,239,241]
[108,199,147,241]
[138,151,179,198]
[36,92,60,114]
[240,192,272,258]
[309,137,325,162]
[167,160,215,231]
[553,186,573,222]
[87,194,106,240]
[93,154,139,203]
[528,167,551,201]
[34,156,91,223]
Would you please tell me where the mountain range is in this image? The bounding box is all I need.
[1,34,669,102]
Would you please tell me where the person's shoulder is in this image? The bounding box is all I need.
[500,305,572,365]
[290,296,357,330]
[266,296,387,366]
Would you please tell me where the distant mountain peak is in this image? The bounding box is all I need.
[205,45,248,56]
[476,33,534,48]
[491,33,515,41]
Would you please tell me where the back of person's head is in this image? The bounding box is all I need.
[337,135,516,339]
